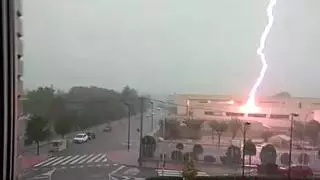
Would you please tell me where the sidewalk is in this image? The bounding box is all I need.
[22,154,49,170]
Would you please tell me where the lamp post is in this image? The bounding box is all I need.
[150,102,154,132]
[288,113,299,179]
[301,112,313,164]
[124,103,131,152]
[242,122,251,178]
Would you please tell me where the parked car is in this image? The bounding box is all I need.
[103,125,112,132]
[86,132,96,140]
[73,133,89,144]
[278,165,313,178]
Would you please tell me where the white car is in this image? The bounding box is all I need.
[73,133,89,144]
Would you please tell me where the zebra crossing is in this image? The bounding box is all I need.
[33,153,108,168]
[156,169,209,177]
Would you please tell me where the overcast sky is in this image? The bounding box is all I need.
[23,0,320,97]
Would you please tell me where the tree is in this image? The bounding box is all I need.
[298,153,310,165]
[261,131,273,143]
[192,144,204,160]
[208,120,218,143]
[25,115,51,155]
[223,145,241,165]
[182,159,198,180]
[293,121,305,140]
[23,86,56,118]
[141,135,156,158]
[280,153,290,166]
[176,143,184,151]
[243,139,256,165]
[305,120,320,145]
[54,113,75,138]
[121,85,140,115]
[228,119,242,139]
[260,144,277,165]
[210,121,228,147]
[171,150,183,161]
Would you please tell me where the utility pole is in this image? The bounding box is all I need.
[288,113,298,179]
[151,102,154,132]
[242,122,250,178]
[124,103,131,152]
[138,97,144,166]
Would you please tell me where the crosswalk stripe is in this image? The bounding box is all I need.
[94,154,106,163]
[87,153,102,163]
[69,155,88,165]
[102,158,108,162]
[33,157,57,167]
[78,154,94,164]
[60,155,80,165]
[52,156,72,166]
[42,156,65,166]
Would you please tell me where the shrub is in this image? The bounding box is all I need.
[171,150,183,161]
[204,155,216,163]
[298,153,310,165]
[176,143,184,150]
[280,153,290,166]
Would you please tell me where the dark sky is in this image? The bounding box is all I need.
[23,0,320,97]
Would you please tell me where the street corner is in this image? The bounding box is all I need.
[22,167,57,180]
[22,154,50,170]
[109,165,157,180]
[106,150,139,166]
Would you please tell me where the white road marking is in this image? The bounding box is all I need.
[69,155,88,165]
[102,158,108,162]
[41,156,65,166]
[79,165,84,168]
[87,153,102,163]
[52,156,72,166]
[33,157,56,167]
[60,155,80,165]
[94,154,106,163]
[110,165,126,175]
[78,154,94,164]
[156,169,209,177]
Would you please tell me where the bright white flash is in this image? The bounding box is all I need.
[240,0,277,113]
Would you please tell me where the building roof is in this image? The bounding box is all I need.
[270,134,290,141]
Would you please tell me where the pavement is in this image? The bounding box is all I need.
[22,112,162,180]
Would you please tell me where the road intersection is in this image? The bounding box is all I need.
[23,113,161,180]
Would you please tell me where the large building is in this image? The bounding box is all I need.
[174,94,320,131]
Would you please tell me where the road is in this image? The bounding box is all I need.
[23,112,162,180]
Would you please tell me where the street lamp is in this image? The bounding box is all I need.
[155,107,166,139]
[242,122,251,178]
[123,102,131,152]
[150,102,154,132]
[288,113,299,179]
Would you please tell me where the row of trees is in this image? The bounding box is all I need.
[24,85,148,154]
[164,118,320,147]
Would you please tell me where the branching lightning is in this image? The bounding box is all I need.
[240,0,277,113]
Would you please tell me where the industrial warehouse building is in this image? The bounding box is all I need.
[174,93,320,132]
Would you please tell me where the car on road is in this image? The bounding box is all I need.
[86,131,96,140]
[73,133,89,144]
[103,124,112,132]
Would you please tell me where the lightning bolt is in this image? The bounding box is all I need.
[240,0,277,113]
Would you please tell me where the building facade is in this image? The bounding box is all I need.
[175,94,320,130]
